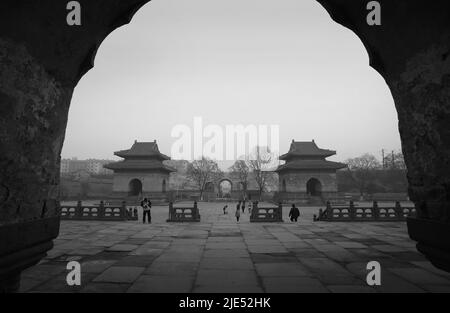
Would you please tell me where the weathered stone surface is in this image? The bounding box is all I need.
[15,203,450,292]
[317,0,450,221]
[0,0,151,291]
[317,0,450,271]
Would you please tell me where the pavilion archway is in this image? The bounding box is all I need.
[128,178,143,196]
[218,179,233,198]
[306,178,322,197]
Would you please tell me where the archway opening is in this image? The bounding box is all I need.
[306,178,322,196]
[282,179,287,192]
[219,180,232,198]
[128,178,143,196]
[162,179,166,193]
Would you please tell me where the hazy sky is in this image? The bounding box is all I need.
[63,0,401,164]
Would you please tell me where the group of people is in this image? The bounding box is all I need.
[223,201,301,223]
[140,198,301,224]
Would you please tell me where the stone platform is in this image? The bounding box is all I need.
[19,202,450,293]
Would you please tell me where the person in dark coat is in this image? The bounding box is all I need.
[289,204,300,222]
[236,201,241,222]
[141,198,152,224]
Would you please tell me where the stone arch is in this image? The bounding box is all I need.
[306,178,322,196]
[2,0,450,292]
[128,178,142,196]
[218,179,233,198]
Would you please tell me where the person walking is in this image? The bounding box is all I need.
[141,198,152,224]
[223,205,228,215]
[235,201,241,223]
[242,200,246,213]
[289,204,300,222]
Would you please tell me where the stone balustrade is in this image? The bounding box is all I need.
[60,201,138,221]
[250,202,283,223]
[314,201,416,222]
[167,202,201,222]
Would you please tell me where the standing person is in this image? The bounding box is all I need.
[234,205,241,223]
[242,200,246,213]
[223,205,228,215]
[141,198,151,224]
[289,204,300,222]
[235,202,241,223]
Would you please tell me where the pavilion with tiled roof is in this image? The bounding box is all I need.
[104,140,176,199]
[275,140,346,202]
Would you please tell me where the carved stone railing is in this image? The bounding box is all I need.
[314,201,416,222]
[250,202,283,223]
[60,201,138,221]
[167,202,200,222]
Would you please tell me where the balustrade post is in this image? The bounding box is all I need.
[253,201,258,219]
[349,200,355,220]
[373,201,379,219]
[327,201,334,220]
[121,201,127,218]
[76,200,82,218]
[194,201,199,219]
[395,201,402,219]
[169,202,173,220]
[99,200,105,218]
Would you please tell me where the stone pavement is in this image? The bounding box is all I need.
[20,202,450,293]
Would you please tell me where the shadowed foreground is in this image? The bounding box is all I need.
[20,202,450,293]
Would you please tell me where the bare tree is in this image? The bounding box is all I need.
[247,146,275,200]
[186,157,223,200]
[229,160,249,197]
[346,153,381,197]
[383,151,406,170]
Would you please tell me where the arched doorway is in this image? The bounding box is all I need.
[162,179,166,193]
[128,178,142,196]
[218,179,232,198]
[306,178,322,196]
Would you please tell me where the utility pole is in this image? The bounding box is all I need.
[381,149,385,169]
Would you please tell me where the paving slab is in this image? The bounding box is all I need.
[20,201,450,293]
[94,266,145,283]
[128,275,194,293]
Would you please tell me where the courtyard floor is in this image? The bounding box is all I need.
[20,202,450,293]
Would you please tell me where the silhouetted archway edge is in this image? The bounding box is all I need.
[0,0,450,291]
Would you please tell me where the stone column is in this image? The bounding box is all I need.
[317,0,450,271]
[0,0,151,292]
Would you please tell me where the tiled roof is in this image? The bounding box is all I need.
[103,159,176,172]
[275,159,347,172]
[279,140,336,160]
[114,141,170,160]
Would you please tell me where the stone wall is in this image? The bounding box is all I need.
[278,171,338,194]
[112,172,170,193]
